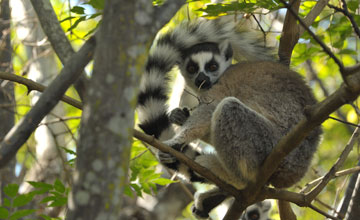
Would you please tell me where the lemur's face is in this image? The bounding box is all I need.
[180,42,233,91]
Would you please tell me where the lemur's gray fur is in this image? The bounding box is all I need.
[137,17,322,219]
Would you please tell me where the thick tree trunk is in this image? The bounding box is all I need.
[0,0,15,202]
[65,1,139,219]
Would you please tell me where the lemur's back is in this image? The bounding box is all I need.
[206,61,317,135]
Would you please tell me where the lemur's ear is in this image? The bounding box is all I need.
[219,41,233,61]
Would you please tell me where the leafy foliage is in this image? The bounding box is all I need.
[197,0,282,16]
[125,140,177,198]
[0,180,68,220]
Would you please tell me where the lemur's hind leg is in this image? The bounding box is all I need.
[211,97,279,188]
[192,187,229,219]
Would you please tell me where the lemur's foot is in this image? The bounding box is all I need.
[169,107,190,126]
[191,205,209,220]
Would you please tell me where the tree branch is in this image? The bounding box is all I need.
[0,72,82,109]
[278,0,346,78]
[278,0,329,65]
[133,129,240,196]
[278,200,297,220]
[278,0,301,65]
[0,37,95,168]
[328,0,360,39]
[300,0,329,36]
[29,0,88,100]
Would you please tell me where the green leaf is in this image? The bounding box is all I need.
[67,16,87,32]
[130,184,142,197]
[123,185,133,197]
[338,49,358,55]
[27,181,53,190]
[49,191,63,197]
[4,184,19,198]
[9,209,36,220]
[39,214,62,220]
[86,0,105,10]
[152,178,178,186]
[61,147,76,155]
[149,183,157,194]
[0,207,9,219]
[41,196,57,204]
[29,188,50,196]
[152,0,165,6]
[347,0,360,11]
[3,198,11,207]
[142,183,152,195]
[54,179,66,193]
[71,6,85,15]
[60,16,76,23]
[13,194,34,207]
[39,214,52,220]
[48,196,67,207]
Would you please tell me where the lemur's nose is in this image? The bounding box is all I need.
[195,72,211,89]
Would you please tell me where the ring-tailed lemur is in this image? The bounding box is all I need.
[137,17,273,140]
[137,17,322,219]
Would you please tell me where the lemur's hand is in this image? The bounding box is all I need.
[169,107,190,126]
[157,140,185,169]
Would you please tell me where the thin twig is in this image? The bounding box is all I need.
[301,166,360,193]
[0,72,83,109]
[328,116,360,128]
[308,204,340,220]
[305,126,360,202]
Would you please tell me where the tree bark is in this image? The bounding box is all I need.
[66,0,185,218]
[0,0,15,202]
[65,1,141,219]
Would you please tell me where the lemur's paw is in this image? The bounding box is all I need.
[157,151,177,164]
[191,205,209,220]
[157,141,185,170]
[169,107,190,126]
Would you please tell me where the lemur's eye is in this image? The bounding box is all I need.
[209,63,218,72]
[187,65,197,74]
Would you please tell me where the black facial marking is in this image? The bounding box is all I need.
[247,210,260,220]
[186,59,199,75]
[205,58,219,72]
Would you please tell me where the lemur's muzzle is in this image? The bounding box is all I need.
[195,72,211,89]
